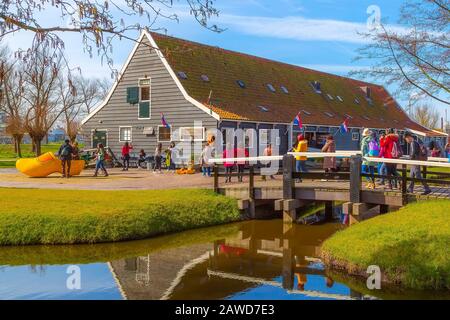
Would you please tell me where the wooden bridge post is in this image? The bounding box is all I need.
[249,165,255,199]
[401,164,408,205]
[349,155,362,203]
[283,154,295,199]
[282,154,297,224]
[213,164,219,193]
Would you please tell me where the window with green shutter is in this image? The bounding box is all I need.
[139,102,150,119]
[127,87,139,104]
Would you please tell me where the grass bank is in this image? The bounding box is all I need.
[0,188,241,246]
[0,143,63,168]
[321,201,450,290]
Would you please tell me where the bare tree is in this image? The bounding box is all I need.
[77,76,110,115]
[57,75,81,143]
[22,45,65,156]
[0,0,223,78]
[352,0,449,105]
[0,45,26,157]
[412,104,440,129]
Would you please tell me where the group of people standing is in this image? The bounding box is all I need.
[290,128,439,195]
[358,128,432,194]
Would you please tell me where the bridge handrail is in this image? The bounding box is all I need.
[208,151,361,164]
[361,156,450,168]
[428,156,450,163]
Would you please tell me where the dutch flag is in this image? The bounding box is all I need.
[161,113,171,128]
[293,112,303,130]
[340,117,350,133]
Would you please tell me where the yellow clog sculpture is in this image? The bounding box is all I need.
[16,152,85,178]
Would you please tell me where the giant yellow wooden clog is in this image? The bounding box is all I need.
[16,152,85,178]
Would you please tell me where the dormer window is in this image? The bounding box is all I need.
[236,80,246,88]
[311,81,322,94]
[267,84,276,93]
[178,71,188,80]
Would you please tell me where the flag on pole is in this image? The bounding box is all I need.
[293,112,303,130]
[340,117,350,133]
[161,113,170,128]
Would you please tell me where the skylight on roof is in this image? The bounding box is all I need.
[324,112,334,118]
[201,75,209,82]
[354,98,360,105]
[258,106,269,112]
[236,80,246,88]
[337,96,344,102]
[363,115,371,121]
[267,84,276,93]
[344,114,353,119]
[178,71,188,80]
[311,81,322,94]
[302,110,312,115]
[327,94,334,100]
[281,86,289,94]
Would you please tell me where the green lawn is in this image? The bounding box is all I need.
[321,201,450,290]
[0,143,62,159]
[0,188,241,246]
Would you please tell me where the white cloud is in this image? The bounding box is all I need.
[216,14,404,44]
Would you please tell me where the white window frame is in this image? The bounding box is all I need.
[157,125,172,142]
[179,127,206,142]
[352,132,360,141]
[138,78,151,120]
[119,126,133,142]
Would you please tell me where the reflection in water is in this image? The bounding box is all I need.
[0,220,448,300]
[107,221,363,300]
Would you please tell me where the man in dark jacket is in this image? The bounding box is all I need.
[404,132,431,195]
[58,139,74,178]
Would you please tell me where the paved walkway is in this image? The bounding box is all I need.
[0,168,213,190]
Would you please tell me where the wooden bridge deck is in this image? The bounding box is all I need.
[218,176,450,207]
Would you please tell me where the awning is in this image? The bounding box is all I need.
[405,128,447,138]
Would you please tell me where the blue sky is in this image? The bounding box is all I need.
[4,0,448,120]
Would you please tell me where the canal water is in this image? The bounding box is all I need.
[0,220,447,300]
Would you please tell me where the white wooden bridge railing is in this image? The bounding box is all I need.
[210,152,450,205]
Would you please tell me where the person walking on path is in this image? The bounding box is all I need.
[154,143,163,173]
[380,129,401,190]
[445,137,450,159]
[404,132,431,195]
[235,142,249,183]
[322,135,336,173]
[121,142,133,171]
[361,129,378,189]
[93,143,109,177]
[58,139,74,178]
[378,132,387,185]
[71,142,80,160]
[201,142,214,177]
[293,134,308,173]
[166,142,177,172]
[223,143,235,183]
[262,144,276,181]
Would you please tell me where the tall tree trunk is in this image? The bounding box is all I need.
[34,138,42,156]
[15,135,23,158]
